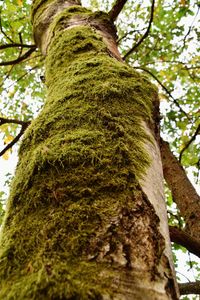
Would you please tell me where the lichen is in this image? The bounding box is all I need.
[0,16,158,300]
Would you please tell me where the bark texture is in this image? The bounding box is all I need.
[0,1,178,299]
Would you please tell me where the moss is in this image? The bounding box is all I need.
[0,19,158,300]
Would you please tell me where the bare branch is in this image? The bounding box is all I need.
[0,48,36,66]
[179,281,200,295]
[0,121,31,157]
[134,67,190,119]
[0,117,30,126]
[0,43,36,50]
[123,0,155,59]
[109,0,128,22]
[179,123,200,162]
[160,138,200,240]
[169,226,200,258]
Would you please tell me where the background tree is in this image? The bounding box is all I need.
[0,0,199,299]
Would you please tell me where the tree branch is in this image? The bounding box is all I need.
[182,6,200,49]
[0,43,36,50]
[160,138,200,240]
[0,48,36,66]
[0,117,30,126]
[109,0,128,22]
[179,281,200,295]
[179,123,200,162]
[134,67,190,119]
[169,226,200,258]
[0,120,31,157]
[123,0,155,59]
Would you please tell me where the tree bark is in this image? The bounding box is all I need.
[0,1,179,299]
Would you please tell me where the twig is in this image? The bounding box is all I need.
[182,6,200,48]
[19,32,23,44]
[179,123,200,162]
[179,281,200,295]
[117,27,146,44]
[123,0,155,59]
[135,67,190,119]
[169,226,200,258]
[109,0,129,22]
[0,15,14,43]
[17,33,23,59]
[0,121,31,157]
[133,58,200,70]
[0,48,36,66]
[176,270,191,283]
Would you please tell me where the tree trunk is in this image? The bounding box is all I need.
[0,1,179,299]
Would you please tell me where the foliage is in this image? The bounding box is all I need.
[0,0,199,297]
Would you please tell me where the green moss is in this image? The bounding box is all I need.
[0,22,158,299]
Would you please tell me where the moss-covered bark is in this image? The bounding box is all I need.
[0,2,178,300]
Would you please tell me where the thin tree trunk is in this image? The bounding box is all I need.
[0,1,179,299]
[160,139,200,240]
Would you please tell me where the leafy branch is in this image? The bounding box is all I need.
[0,48,36,66]
[179,123,200,162]
[0,118,31,157]
[109,0,128,22]
[123,0,155,59]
